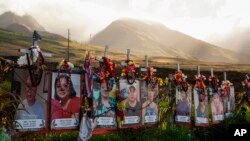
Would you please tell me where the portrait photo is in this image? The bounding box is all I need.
[93,80,116,128]
[119,79,141,125]
[141,81,158,125]
[50,72,81,129]
[223,86,235,118]
[175,86,192,124]
[210,92,224,123]
[194,88,209,126]
[13,68,48,131]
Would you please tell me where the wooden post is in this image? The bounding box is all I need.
[67,29,70,61]
[197,65,200,76]
[246,74,249,80]
[145,55,148,67]
[211,68,214,77]
[177,64,180,72]
[104,45,108,57]
[224,72,227,81]
[127,49,130,60]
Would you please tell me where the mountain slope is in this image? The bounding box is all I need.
[0,11,67,41]
[90,18,250,64]
[0,11,45,32]
[6,23,32,35]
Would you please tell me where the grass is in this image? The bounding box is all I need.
[1,28,250,72]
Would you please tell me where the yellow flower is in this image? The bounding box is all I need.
[117,100,126,111]
[158,78,163,86]
[128,61,134,65]
[164,77,169,86]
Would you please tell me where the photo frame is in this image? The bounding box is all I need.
[141,81,159,125]
[92,80,117,128]
[43,72,49,93]
[50,72,81,130]
[13,68,48,132]
[210,92,224,124]
[119,79,141,126]
[175,86,192,125]
[224,86,235,118]
[194,88,209,126]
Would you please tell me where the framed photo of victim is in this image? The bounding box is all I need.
[194,88,209,126]
[92,80,116,128]
[119,79,141,126]
[175,85,192,125]
[50,72,81,129]
[13,68,48,132]
[141,81,159,125]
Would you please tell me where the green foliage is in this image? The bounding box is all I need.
[0,85,22,132]
[0,130,11,141]
[89,126,195,141]
[12,131,79,141]
[0,81,11,92]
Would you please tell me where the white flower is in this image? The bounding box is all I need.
[17,55,28,66]
[17,46,40,66]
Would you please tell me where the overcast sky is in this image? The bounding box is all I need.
[0,0,250,51]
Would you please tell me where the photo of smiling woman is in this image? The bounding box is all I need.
[93,80,116,128]
[51,73,81,129]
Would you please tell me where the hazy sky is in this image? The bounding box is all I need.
[1,0,250,51]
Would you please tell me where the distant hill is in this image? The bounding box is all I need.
[0,11,68,41]
[216,28,250,56]
[90,18,250,64]
[0,11,45,31]
[1,28,250,72]
[6,23,32,35]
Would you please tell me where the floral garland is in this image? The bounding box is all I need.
[58,59,74,70]
[194,74,206,95]
[83,52,93,99]
[242,79,250,91]
[143,67,154,80]
[174,70,188,92]
[208,75,219,92]
[103,57,116,78]
[143,67,158,88]
[220,80,231,97]
[174,70,187,84]
[121,60,136,78]
[195,74,206,89]
[57,59,74,79]
[95,57,116,85]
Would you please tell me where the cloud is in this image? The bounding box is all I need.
[0,0,250,53]
[0,0,121,41]
[211,27,250,55]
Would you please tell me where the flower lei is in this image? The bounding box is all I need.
[174,70,188,92]
[208,75,219,92]
[242,79,250,92]
[195,74,206,94]
[96,57,116,84]
[57,59,74,78]
[143,67,158,88]
[174,71,187,84]
[121,60,136,78]
[143,67,154,80]
[83,51,93,98]
[58,59,74,70]
[220,80,231,97]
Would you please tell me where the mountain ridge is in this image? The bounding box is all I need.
[0,11,46,31]
[90,18,250,64]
